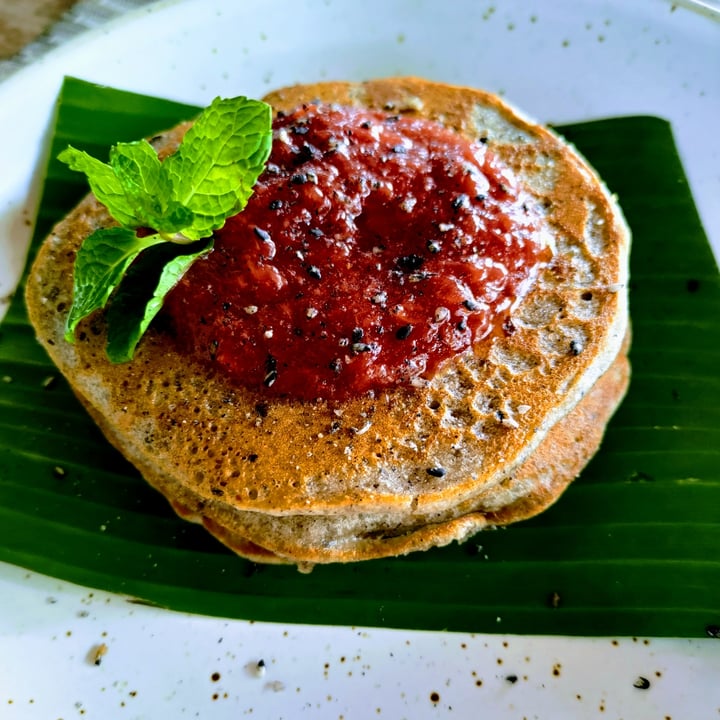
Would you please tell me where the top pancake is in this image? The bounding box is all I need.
[25,77,630,520]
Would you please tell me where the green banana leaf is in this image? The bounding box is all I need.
[0,77,718,637]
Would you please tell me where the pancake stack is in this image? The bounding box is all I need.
[25,78,630,570]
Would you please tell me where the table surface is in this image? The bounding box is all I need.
[0,1,78,59]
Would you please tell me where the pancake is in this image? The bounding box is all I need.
[25,77,630,567]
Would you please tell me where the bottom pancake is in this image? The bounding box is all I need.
[107,342,629,570]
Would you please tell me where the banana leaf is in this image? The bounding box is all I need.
[0,77,718,637]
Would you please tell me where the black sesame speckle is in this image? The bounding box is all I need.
[396,254,424,271]
[633,676,651,690]
[253,226,271,242]
[263,354,278,387]
[451,194,469,210]
[426,467,446,478]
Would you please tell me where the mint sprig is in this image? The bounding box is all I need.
[60,95,272,360]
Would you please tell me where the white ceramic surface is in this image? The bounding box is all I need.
[0,1,719,717]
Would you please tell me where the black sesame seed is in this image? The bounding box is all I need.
[310,227,324,237]
[263,355,278,387]
[569,340,582,356]
[581,291,593,301]
[269,199,283,210]
[351,327,364,342]
[505,675,518,684]
[222,302,231,312]
[247,453,259,462]
[291,124,309,135]
[396,324,413,340]
[360,121,371,129]
[463,299,481,311]
[426,467,446,478]
[705,624,720,638]
[351,342,373,354]
[253,227,271,242]
[456,319,468,332]
[451,194,469,210]
[396,254,424,271]
[475,193,487,202]
[633,677,651,690]
[295,143,319,164]
[255,402,269,418]
[479,136,488,144]
[329,358,342,373]
[307,265,322,280]
[291,172,309,184]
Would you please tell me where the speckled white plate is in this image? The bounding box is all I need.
[0,0,719,717]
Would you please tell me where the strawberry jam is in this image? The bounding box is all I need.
[164,103,547,401]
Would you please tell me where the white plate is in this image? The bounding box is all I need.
[0,1,719,717]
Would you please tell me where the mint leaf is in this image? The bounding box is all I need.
[109,140,193,233]
[164,96,272,240]
[61,94,273,360]
[105,240,212,362]
[58,147,140,227]
[64,227,165,341]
